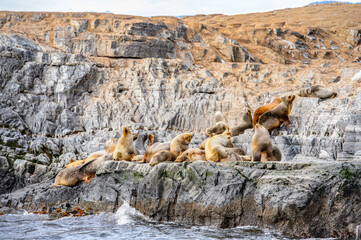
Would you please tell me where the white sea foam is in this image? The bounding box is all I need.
[114,201,148,225]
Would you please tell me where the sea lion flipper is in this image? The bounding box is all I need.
[84,173,95,184]
[78,159,96,172]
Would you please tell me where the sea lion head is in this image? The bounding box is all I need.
[182,133,193,144]
[122,127,131,136]
[105,138,116,153]
[254,124,269,135]
[215,111,225,122]
[222,131,232,143]
[283,94,296,103]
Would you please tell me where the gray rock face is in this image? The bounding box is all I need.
[1,160,360,238]
[0,26,359,164]
[0,108,28,133]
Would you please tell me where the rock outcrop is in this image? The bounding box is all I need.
[1,159,360,238]
[0,4,360,239]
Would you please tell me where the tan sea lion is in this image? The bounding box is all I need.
[230,109,253,136]
[65,138,116,168]
[200,138,243,158]
[227,147,245,156]
[258,95,295,132]
[253,98,282,127]
[170,133,193,159]
[54,153,113,187]
[148,133,155,147]
[149,150,173,166]
[205,111,229,137]
[105,138,116,153]
[132,155,144,162]
[219,149,243,163]
[198,138,208,150]
[298,85,337,99]
[143,142,171,163]
[240,155,252,161]
[205,132,233,162]
[113,127,137,161]
[251,124,282,162]
[175,148,207,162]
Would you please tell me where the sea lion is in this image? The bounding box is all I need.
[251,124,282,162]
[170,133,193,159]
[132,155,144,162]
[258,95,296,132]
[205,111,229,137]
[200,138,243,155]
[143,133,192,163]
[143,142,171,163]
[252,98,282,127]
[65,138,116,168]
[134,131,148,155]
[298,85,337,99]
[219,149,243,163]
[105,138,116,153]
[54,153,113,187]
[147,133,155,147]
[113,127,137,161]
[175,148,207,162]
[198,138,208,150]
[227,147,245,156]
[205,132,233,162]
[65,152,102,168]
[230,109,253,136]
[240,155,252,161]
[149,150,173,166]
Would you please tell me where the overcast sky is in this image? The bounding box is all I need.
[0,0,359,16]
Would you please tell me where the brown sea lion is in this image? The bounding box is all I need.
[105,138,116,153]
[253,98,282,127]
[205,132,233,162]
[143,142,171,163]
[149,150,173,166]
[170,133,193,159]
[175,148,207,162]
[298,85,337,99]
[132,155,144,162]
[227,147,245,156]
[230,109,253,136]
[205,111,229,137]
[219,149,243,163]
[258,95,295,132]
[240,155,252,161]
[148,133,155,147]
[198,138,208,150]
[65,138,116,168]
[54,153,113,187]
[251,124,282,162]
[113,127,137,161]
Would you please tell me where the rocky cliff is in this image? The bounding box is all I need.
[0,3,360,239]
[1,160,361,238]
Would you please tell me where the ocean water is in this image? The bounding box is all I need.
[0,202,291,240]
